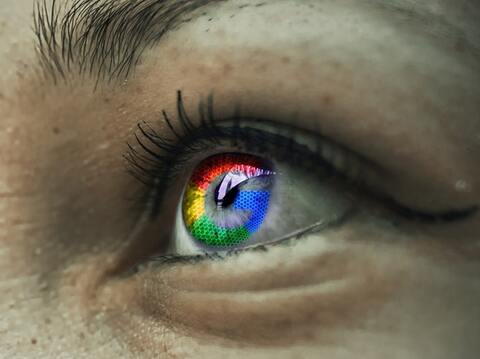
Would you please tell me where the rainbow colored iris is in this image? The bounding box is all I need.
[183,153,275,247]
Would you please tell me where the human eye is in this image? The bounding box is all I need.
[123,91,477,265]
[129,96,359,258]
[18,0,480,356]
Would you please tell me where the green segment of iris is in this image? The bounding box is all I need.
[191,214,250,247]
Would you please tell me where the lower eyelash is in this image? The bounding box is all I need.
[137,206,356,268]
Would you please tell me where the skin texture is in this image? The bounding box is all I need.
[1,0,479,358]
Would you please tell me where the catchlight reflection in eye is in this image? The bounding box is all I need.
[182,153,275,247]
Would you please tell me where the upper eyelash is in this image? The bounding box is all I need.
[124,91,364,217]
[124,90,342,216]
[125,90,479,224]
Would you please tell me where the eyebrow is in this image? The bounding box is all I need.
[34,0,221,84]
[35,0,478,85]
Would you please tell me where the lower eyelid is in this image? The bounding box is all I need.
[157,241,358,292]
[137,233,403,345]
[154,206,355,264]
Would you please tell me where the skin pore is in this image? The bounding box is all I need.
[1,0,479,357]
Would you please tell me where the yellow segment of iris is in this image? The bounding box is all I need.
[183,183,206,227]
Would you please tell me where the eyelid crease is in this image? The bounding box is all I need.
[125,90,478,230]
[125,90,366,218]
[384,201,479,223]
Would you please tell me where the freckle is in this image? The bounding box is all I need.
[79,332,85,339]
[323,94,334,106]
[281,56,291,64]
[223,63,233,75]
[45,318,51,325]
[52,127,60,134]
[31,338,37,345]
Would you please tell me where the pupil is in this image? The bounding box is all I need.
[216,185,239,208]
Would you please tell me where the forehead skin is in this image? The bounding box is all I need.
[1,0,480,358]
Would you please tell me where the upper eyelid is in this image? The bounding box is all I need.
[125,90,362,217]
[126,91,479,225]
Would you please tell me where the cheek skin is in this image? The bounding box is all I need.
[95,221,480,357]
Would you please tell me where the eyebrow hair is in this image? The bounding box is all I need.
[34,0,221,84]
[35,0,479,85]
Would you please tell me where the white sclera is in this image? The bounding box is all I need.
[170,155,353,256]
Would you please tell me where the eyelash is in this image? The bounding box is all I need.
[136,212,353,267]
[125,90,363,218]
[124,90,478,265]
